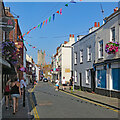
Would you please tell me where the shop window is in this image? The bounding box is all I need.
[112,68,120,90]
[97,70,106,88]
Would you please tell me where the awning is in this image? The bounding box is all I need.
[0,57,11,68]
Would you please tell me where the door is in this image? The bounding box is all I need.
[79,73,82,89]
[91,69,95,92]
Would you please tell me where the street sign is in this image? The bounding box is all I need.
[0,17,15,32]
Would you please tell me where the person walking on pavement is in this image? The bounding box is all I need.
[55,78,59,91]
[4,78,11,110]
[62,77,66,90]
[69,77,73,90]
[11,78,21,115]
[20,78,25,95]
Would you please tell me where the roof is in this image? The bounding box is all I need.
[72,8,120,46]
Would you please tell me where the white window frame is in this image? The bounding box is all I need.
[87,47,92,61]
[110,27,115,42]
[86,69,90,84]
[74,52,77,64]
[75,71,77,82]
[80,50,83,63]
[98,40,103,59]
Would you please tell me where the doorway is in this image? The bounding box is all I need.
[79,73,82,89]
[91,69,95,92]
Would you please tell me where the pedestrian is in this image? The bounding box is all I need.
[11,78,21,114]
[24,79,27,88]
[55,78,59,91]
[20,78,25,95]
[69,77,73,90]
[62,77,66,90]
[4,78,11,110]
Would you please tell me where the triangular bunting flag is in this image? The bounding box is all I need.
[65,4,68,6]
[49,16,51,22]
[40,22,43,28]
[56,11,59,14]
[46,19,48,24]
[42,21,45,27]
[60,8,62,15]
[53,14,55,21]
[38,24,40,27]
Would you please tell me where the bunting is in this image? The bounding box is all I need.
[49,16,51,22]
[19,0,82,39]
[53,14,55,21]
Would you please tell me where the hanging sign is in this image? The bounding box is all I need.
[0,17,15,32]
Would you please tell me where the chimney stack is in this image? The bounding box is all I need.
[69,34,75,43]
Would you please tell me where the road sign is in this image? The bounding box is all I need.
[0,17,15,32]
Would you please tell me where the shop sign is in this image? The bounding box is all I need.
[0,17,15,32]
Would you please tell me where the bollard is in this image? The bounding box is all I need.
[23,86,25,107]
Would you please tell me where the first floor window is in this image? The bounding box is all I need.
[80,50,83,63]
[74,52,77,64]
[98,40,103,58]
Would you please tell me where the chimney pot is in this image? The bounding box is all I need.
[114,7,118,12]
[98,22,100,27]
[94,22,97,27]
[70,34,71,37]
[73,34,74,37]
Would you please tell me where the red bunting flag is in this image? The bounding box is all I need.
[22,33,25,37]
[56,11,59,14]
[46,19,48,24]
[27,31,30,35]
[60,8,62,15]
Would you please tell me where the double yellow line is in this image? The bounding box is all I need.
[29,85,40,119]
[60,90,120,113]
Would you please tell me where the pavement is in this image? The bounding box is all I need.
[2,84,34,120]
[52,82,120,111]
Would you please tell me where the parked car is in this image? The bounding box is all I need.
[43,78,48,82]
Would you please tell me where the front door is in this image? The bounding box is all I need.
[91,69,95,92]
[79,73,82,89]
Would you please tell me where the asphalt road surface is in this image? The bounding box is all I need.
[28,81,119,119]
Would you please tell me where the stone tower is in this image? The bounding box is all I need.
[37,50,45,66]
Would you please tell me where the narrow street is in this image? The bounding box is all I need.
[28,81,118,119]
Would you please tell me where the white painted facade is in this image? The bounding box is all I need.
[58,35,75,82]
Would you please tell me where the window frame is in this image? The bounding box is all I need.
[111,27,115,42]
[98,40,103,59]
[86,69,90,84]
[74,52,77,64]
[80,50,83,63]
[87,46,92,62]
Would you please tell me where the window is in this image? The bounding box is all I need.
[74,52,77,64]
[112,68,120,90]
[98,40,103,58]
[111,27,115,42]
[86,70,90,84]
[75,71,77,82]
[87,47,92,61]
[97,70,106,88]
[80,50,83,63]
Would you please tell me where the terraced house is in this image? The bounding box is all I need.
[72,7,120,98]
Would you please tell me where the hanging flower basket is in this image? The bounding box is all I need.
[105,41,119,54]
